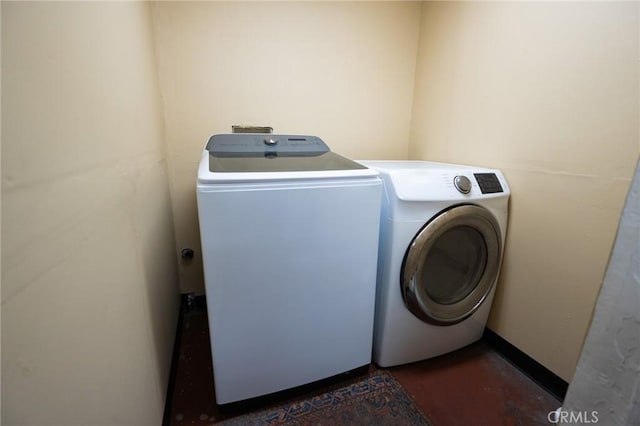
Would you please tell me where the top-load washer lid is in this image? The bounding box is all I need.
[205,134,367,173]
[198,134,379,184]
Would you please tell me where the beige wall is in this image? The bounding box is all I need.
[1,2,179,424]
[151,1,420,293]
[410,2,639,381]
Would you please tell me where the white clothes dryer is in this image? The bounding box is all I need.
[358,161,510,367]
[197,134,382,404]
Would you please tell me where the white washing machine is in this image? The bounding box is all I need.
[197,134,382,404]
[357,161,510,367]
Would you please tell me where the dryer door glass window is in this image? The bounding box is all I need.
[422,226,487,305]
[401,205,502,326]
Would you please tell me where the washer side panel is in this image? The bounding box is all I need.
[197,180,381,403]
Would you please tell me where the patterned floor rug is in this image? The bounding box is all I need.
[220,370,431,425]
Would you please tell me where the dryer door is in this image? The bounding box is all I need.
[401,204,502,326]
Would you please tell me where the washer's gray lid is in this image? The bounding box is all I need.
[206,134,367,173]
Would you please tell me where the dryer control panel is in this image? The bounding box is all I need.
[474,173,504,194]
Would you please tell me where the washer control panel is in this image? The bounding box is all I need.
[207,134,329,157]
[474,173,504,194]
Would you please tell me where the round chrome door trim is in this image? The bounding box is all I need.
[401,204,502,326]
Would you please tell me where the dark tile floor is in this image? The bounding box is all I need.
[166,306,560,425]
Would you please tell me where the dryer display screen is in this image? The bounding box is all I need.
[474,173,503,194]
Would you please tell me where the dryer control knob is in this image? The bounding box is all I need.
[264,137,278,146]
[454,175,472,194]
